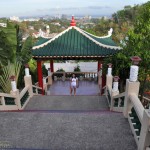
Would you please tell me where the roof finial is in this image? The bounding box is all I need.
[70,15,76,26]
[108,28,113,36]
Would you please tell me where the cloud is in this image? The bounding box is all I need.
[88,6,111,9]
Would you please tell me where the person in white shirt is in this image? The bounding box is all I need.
[70,74,78,96]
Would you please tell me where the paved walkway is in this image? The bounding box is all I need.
[47,81,100,95]
[0,111,137,150]
[25,96,108,111]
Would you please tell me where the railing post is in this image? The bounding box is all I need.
[24,64,33,97]
[62,72,65,81]
[43,76,47,94]
[111,76,120,110]
[123,56,141,118]
[48,68,53,85]
[106,63,113,93]
[9,75,21,109]
[10,75,17,92]
[98,69,102,95]
[10,90,21,110]
[138,110,150,150]
[1,97,5,106]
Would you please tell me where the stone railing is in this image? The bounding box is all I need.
[140,96,150,109]
[32,85,43,95]
[105,74,125,112]
[105,57,150,150]
[128,94,144,144]
[52,72,98,81]
[0,86,31,111]
[19,86,30,110]
[0,93,18,110]
[106,86,111,107]
[125,94,150,150]
[111,92,125,112]
[0,66,42,111]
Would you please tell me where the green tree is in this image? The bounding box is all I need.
[105,2,150,98]
[126,2,150,100]
[0,30,13,64]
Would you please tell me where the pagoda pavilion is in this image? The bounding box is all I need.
[32,16,121,90]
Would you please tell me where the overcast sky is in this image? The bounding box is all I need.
[0,0,149,17]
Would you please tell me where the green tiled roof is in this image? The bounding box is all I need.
[81,30,117,46]
[34,37,51,46]
[32,27,121,59]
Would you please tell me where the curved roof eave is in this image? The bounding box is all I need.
[32,26,122,50]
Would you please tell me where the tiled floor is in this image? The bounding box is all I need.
[47,80,101,95]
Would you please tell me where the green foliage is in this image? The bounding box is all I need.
[0,31,13,64]
[104,1,150,96]
[0,61,21,93]
[74,65,81,72]
[56,68,65,72]
[17,36,33,63]
[0,22,17,63]
[0,21,33,91]
[28,59,37,84]
[42,65,48,76]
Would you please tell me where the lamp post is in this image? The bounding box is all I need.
[129,56,142,82]
[107,63,112,76]
[10,75,17,92]
[25,64,30,76]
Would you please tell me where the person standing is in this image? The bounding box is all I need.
[70,74,78,96]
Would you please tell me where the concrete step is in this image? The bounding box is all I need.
[25,95,109,111]
[0,111,137,150]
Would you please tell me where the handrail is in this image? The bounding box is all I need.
[129,94,144,123]
[107,86,111,95]
[142,96,150,102]
[45,76,49,80]
[113,92,125,99]
[32,85,42,89]
[102,86,106,90]
[19,86,29,99]
[0,93,16,98]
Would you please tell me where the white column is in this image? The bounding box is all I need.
[107,68,112,76]
[129,65,139,82]
[43,77,46,85]
[48,68,51,76]
[25,68,30,76]
[112,81,119,92]
[11,81,17,92]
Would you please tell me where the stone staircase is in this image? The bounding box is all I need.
[0,95,137,150]
[25,95,109,111]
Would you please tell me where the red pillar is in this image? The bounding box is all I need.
[97,60,102,72]
[37,60,44,94]
[50,60,54,72]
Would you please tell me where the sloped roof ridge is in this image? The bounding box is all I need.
[80,29,111,39]
[74,27,121,50]
[40,35,52,39]
[33,26,73,50]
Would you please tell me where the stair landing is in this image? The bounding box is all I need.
[47,80,101,95]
